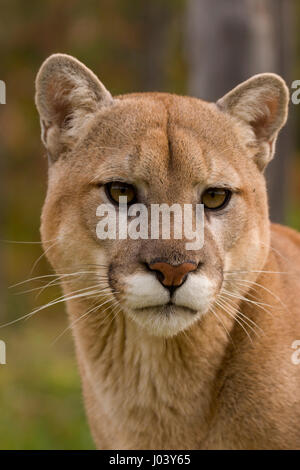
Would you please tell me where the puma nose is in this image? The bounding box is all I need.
[148,261,197,293]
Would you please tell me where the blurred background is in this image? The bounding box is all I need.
[0,0,299,449]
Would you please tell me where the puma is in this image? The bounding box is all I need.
[35,54,300,449]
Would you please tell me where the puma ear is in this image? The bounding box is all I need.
[217,73,289,171]
[35,53,113,160]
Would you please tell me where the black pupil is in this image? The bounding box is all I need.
[107,182,135,204]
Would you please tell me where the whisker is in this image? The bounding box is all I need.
[9,273,62,288]
[52,293,119,344]
[209,306,234,345]
[225,272,289,279]
[28,239,59,276]
[34,275,107,299]
[217,296,264,336]
[0,286,112,329]
[259,241,300,273]
[221,289,274,318]
[221,287,275,309]
[9,270,104,289]
[103,300,122,330]
[228,278,287,311]
[0,238,57,244]
[215,299,254,343]
[13,273,101,296]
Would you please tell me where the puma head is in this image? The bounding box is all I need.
[35,54,289,337]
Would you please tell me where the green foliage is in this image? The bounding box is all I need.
[0,317,94,449]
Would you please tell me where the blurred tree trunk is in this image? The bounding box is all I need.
[138,2,170,91]
[0,131,5,319]
[185,0,293,224]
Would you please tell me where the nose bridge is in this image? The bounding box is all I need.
[149,261,197,287]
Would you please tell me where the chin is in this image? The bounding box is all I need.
[124,303,206,338]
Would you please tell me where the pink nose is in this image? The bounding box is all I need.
[148,261,197,288]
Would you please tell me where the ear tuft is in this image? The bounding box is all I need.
[217,73,289,170]
[35,53,113,159]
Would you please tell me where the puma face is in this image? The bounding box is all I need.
[35,54,288,337]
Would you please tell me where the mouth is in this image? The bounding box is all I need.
[124,300,202,337]
[136,301,198,316]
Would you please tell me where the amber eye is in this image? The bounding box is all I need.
[201,188,231,210]
[105,181,137,205]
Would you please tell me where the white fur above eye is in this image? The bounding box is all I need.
[124,273,170,309]
[173,273,215,313]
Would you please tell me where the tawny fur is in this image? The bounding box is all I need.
[35,54,300,449]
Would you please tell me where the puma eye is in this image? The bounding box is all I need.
[105,181,137,205]
[201,188,231,210]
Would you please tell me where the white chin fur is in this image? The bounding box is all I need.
[125,304,202,337]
